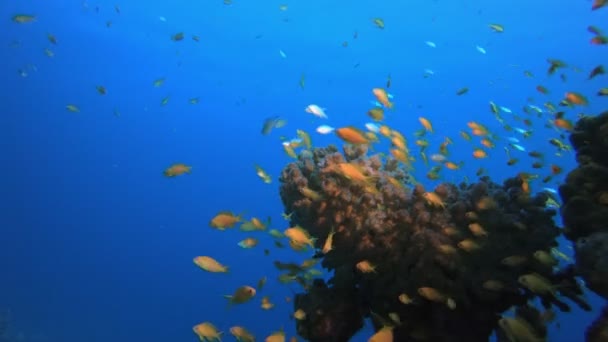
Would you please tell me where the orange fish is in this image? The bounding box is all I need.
[210,211,243,229]
[193,322,222,342]
[522,180,530,194]
[550,164,563,175]
[367,107,384,121]
[419,117,433,133]
[591,36,608,45]
[238,237,259,248]
[193,256,229,273]
[391,148,410,165]
[391,136,407,150]
[378,125,392,137]
[333,163,375,184]
[554,118,573,131]
[480,138,495,148]
[372,88,394,109]
[335,127,370,145]
[163,163,192,177]
[472,148,488,159]
[467,122,488,136]
[471,128,487,136]
[564,92,588,106]
[445,161,461,170]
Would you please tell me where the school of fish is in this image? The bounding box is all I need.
[9,1,608,341]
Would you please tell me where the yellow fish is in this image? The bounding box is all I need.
[238,237,259,248]
[193,322,222,342]
[254,164,272,183]
[266,329,286,342]
[418,117,433,132]
[297,129,312,149]
[372,18,385,29]
[489,23,504,32]
[163,163,192,177]
[230,326,255,342]
[12,14,36,23]
[66,104,80,113]
[193,256,229,273]
[372,88,394,109]
[209,211,243,230]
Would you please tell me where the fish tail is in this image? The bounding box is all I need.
[309,237,318,248]
[223,296,234,310]
[235,211,247,222]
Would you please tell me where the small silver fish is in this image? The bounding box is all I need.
[509,143,526,152]
[316,125,335,134]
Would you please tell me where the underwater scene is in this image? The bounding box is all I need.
[2,0,608,341]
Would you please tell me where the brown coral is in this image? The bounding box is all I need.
[279,144,588,341]
[559,111,608,299]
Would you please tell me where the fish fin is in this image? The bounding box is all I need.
[223,296,234,310]
[329,226,335,235]
[235,211,247,221]
[366,175,381,183]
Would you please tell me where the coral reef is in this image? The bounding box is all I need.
[279,144,588,341]
[294,279,364,341]
[559,111,608,299]
[586,304,608,342]
[558,111,608,341]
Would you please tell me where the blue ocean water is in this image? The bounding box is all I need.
[1,0,607,341]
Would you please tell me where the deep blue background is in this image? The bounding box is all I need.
[1,0,607,341]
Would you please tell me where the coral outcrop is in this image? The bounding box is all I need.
[280,144,588,341]
[559,111,608,299]
[558,111,608,341]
